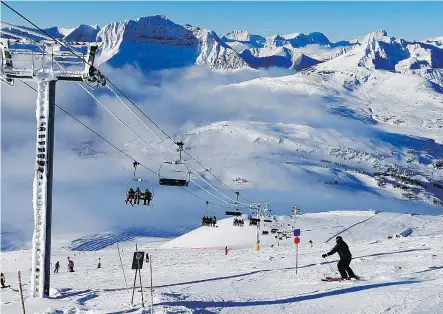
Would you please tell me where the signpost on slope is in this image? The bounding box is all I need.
[293,229,301,274]
[131,244,145,307]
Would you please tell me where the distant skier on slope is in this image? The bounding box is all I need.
[322,236,358,280]
[68,259,75,272]
[1,272,6,288]
[224,246,228,255]
[54,261,60,273]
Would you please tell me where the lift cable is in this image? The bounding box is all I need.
[20,80,240,210]
[1,1,252,205]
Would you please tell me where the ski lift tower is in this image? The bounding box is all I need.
[250,202,264,251]
[0,23,106,298]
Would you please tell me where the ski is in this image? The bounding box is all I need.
[321,276,364,282]
[322,277,343,282]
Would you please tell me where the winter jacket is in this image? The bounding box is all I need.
[327,239,352,260]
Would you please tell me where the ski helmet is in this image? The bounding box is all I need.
[336,236,343,241]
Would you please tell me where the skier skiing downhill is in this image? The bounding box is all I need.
[322,236,358,280]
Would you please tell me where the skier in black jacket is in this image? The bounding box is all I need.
[322,236,357,280]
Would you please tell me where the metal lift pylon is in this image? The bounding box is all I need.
[0,25,106,297]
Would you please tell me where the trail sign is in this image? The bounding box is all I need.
[131,251,145,270]
[294,237,301,245]
[293,229,301,236]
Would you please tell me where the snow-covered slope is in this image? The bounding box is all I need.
[2,211,443,313]
[161,211,443,249]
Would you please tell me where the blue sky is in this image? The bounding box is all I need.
[1,1,442,41]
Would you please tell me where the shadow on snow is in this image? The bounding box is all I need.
[154,280,419,309]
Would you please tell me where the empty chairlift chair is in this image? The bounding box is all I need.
[158,141,191,187]
[158,161,190,186]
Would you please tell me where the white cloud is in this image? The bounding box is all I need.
[2,65,441,250]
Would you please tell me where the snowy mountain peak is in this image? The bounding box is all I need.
[96,15,248,70]
[64,24,101,42]
[352,29,388,44]
[283,32,331,47]
[223,30,253,42]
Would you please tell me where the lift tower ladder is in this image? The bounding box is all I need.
[0,25,106,298]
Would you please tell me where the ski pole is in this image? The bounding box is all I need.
[324,256,338,275]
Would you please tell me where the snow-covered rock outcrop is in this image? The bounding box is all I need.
[3,17,441,77]
[96,15,249,71]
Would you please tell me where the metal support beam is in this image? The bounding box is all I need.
[30,79,56,298]
[0,34,104,298]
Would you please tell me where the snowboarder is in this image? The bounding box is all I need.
[54,261,60,273]
[97,258,101,269]
[0,272,6,288]
[224,246,228,255]
[322,236,357,280]
[68,259,75,272]
[213,216,217,227]
[309,240,313,248]
[143,189,152,206]
[134,187,141,205]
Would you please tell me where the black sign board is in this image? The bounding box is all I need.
[131,251,145,270]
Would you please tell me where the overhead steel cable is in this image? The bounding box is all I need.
[13,32,245,209]
[20,80,240,210]
[105,84,250,207]
[1,2,251,206]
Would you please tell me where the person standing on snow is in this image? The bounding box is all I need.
[224,246,228,255]
[54,261,60,273]
[0,272,6,288]
[68,259,75,272]
[322,236,358,280]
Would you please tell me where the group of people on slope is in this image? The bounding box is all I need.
[54,258,74,273]
[53,258,102,273]
[125,187,153,206]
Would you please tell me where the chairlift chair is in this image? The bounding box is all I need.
[158,141,191,187]
[158,161,190,186]
[225,210,242,216]
[125,161,154,206]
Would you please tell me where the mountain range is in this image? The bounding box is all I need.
[3,15,443,82]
